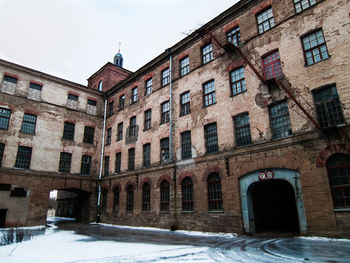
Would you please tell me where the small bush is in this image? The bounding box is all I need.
[0,228,35,246]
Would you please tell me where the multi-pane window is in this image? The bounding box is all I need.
[313,85,344,128]
[68,94,78,101]
[144,109,152,130]
[106,128,112,145]
[131,87,138,104]
[117,122,123,141]
[129,116,137,137]
[207,173,223,211]
[0,108,11,130]
[160,137,170,164]
[263,51,283,80]
[115,152,121,173]
[161,68,170,87]
[119,94,125,110]
[234,113,252,147]
[161,101,170,124]
[114,187,120,212]
[21,114,37,135]
[143,143,151,168]
[83,126,94,144]
[269,101,292,139]
[126,184,134,212]
[87,99,97,106]
[15,146,32,169]
[227,26,241,46]
[63,122,75,141]
[327,154,350,208]
[81,155,92,175]
[101,188,107,212]
[256,7,275,34]
[0,143,4,166]
[142,183,151,211]
[203,80,216,107]
[181,131,192,159]
[145,78,152,95]
[180,56,190,77]
[294,0,316,13]
[180,92,191,116]
[182,177,194,211]
[230,67,246,96]
[205,123,218,154]
[160,180,170,212]
[104,156,110,176]
[302,29,329,66]
[202,43,213,64]
[128,148,135,171]
[58,152,72,173]
[108,101,114,116]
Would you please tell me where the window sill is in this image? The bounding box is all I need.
[20,132,35,135]
[208,210,224,214]
[161,84,170,88]
[160,121,170,126]
[202,59,214,66]
[182,211,194,214]
[179,112,190,117]
[230,90,247,98]
[334,208,350,212]
[62,138,74,142]
[203,102,217,108]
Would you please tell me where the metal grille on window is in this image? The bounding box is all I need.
[106,128,112,145]
[114,187,120,212]
[263,51,283,80]
[182,177,194,211]
[269,101,292,139]
[81,155,92,175]
[132,87,138,103]
[205,123,218,154]
[302,30,329,66]
[202,43,213,64]
[117,123,123,141]
[160,138,170,163]
[161,101,170,124]
[143,144,151,168]
[313,85,344,128]
[104,156,109,176]
[181,131,192,159]
[294,0,316,13]
[128,148,135,170]
[59,152,72,173]
[256,7,275,34]
[119,95,125,110]
[207,173,223,211]
[15,146,32,169]
[115,152,121,173]
[180,56,190,76]
[227,26,241,46]
[160,180,170,212]
[144,110,152,130]
[126,185,134,212]
[63,122,75,140]
[180,92,191,116]
[235,114,252,146]
[162,68,170,87]
[231,67,246,95]
[102,188,107,212]
[203,81,216,107]
[145,78,152,95]
[142,183,151,211]
[0,108,11,130]
[21,114,37,134]
[83,126,94,143]
[0,143,4,166]
[129,117,136,137]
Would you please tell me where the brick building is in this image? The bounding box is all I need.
[0,0,349,236]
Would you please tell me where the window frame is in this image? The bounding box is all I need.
[294,0,317,14]
[203,80,216,107]
[87,99,97,106]
[160,180,170,212]
[143,143,151,168]
[256,7,275,34]
[15,146,32,169]
[234,113,252,147]
[0,143,4,167]
[301,29,329,66]
[145,78,152,96]
[3,75,18,84]
[180,56,190,77]
[58,152,72,173]
[108,101,114,117]
[161,101,170,124]
[83,126,95,144]
[201,43,214,65]
[180,91,191,116]
[204,122,219,154]
[126,184,134,212]
[117,122,123,141]
[68,94,78,101]
[106,128,112,145]
[0,108,11,130]
[80,155,92,176]
[227,26,241,47]
[144,109,152,131]
[181,131,192,159]
[230,67,246,96]
[30,83,42,91]
[115,152,121,173]
[119,94,125,110]
[63,122,75,141]
[269,101,292,139]
[129,116,137,137]
[104,156,110,176]
[160,137,170,164]
[182,177,194,212]
[131,87,138,104]
[207,173,223,211]
[128,148,135,171]
[142,183,151,212]
[262,50,283,80]
[161,68,170,87]
[20,113,37,135]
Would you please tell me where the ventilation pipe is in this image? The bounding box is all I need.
[165,48,173,161]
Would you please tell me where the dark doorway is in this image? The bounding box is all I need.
[250,179,299,233]
[0,209,7,227]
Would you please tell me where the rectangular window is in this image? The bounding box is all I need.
[181,131,192,159]
[115,152,121,173]
[117,122,123,141]
[106,128,112,145]
[129,116,137,137]
[302,29,329,66]
[83,126,94,144]
[313,84,344,128]
[128,148,135,170]
[87,99,97,106]
[205,123,218,154]
[256,7,275,34]
[63,122,75,141]
[0,108,11,130]
[30,83,42,91]
[234,113,252,147]
[161,68,170,87]
[144,109,152,130]
[2,75,18,95]
[68,94,78,101]
[58,152,72,173]
[227,26,241,46]
[0,143,5,166]
[202,43,213,64]
[21,113,37,134]
[230,67,246,96]
[161,101,170,124]
[294,0,316,13]
[269,101,292,139]
[108,101,114,116]
[263,51,283,80]
[180,91,191,116]
[81,155,92,175]
[15,146,32,169]
[145,78,152,95]
[203,80,216,107]
[180,56,190,77]
[104,156,109,176]
[143,143,151,168]
[131,87,138,103]
[4,75,18,84]
[160,137,170,164]
[119,94,125,110]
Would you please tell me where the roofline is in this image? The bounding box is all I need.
[87,62,133,81]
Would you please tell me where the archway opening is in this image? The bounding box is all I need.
[249,179,299,234]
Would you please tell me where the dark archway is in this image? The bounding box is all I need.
[249,179,299,233]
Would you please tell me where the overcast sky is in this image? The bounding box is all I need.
[0,0,239,85]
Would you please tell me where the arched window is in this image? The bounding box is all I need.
[207,173,223,211]
[114,187,119,213]
[126,184,134,212]
[142,183,150,211]
[101,188,107,213]
[160,180,170,212]
[98,80,103,91]
[327,153,350,208]
[182,177,193,211]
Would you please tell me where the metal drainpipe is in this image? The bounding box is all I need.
[97,94,107,223]
[166,49,173,161]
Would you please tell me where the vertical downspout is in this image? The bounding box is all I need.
[97,94,107,223]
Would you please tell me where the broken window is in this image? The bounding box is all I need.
[129,116,137,137]
[207,173,223,211]
[119,94,125,110]
[182,177,194,211]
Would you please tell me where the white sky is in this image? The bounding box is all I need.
[0,0,239,85]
